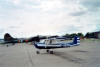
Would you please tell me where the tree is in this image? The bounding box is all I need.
[70,33,77,38]
[77,33,84,37]
[63,33,70,37]
[85,32,90,38]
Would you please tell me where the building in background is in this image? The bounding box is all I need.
[85,31,100,39]
[93,31,100,39]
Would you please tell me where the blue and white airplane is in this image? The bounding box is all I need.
[33,36,80,54]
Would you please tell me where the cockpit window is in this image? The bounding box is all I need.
[39,39,59,44]
[39,40,45,43]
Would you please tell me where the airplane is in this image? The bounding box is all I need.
[55,36,69,41]
[25,35,46,43]
[3,33,47,46]
[33,36,80,54]
[3,33,20,46]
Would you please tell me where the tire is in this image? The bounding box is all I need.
[50,51,53,54]
[46,50,49,53]
[36,51,40,54]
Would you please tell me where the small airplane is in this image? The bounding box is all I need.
[33,36,80,54]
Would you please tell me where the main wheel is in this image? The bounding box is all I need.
[6,45,8,47]
[50,51,54,54]
[36,51,40,54]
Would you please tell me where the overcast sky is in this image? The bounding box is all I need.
[0,0,100,38]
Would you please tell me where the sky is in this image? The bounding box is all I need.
[0,0,100,38]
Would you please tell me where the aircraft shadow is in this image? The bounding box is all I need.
[72,50,88,53]
[52,51,85,64]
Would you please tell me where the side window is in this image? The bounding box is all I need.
[50,40,52,44]
[45,40,48,45]
[40,40,45,43]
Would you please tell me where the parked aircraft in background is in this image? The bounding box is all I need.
[3,33,47,46]
[33,36,80,54]
[25,36,46,43]
[3,33,20,46]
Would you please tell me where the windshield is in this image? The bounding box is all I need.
[39,40,45,43]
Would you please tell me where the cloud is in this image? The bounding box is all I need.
[0,29,4,33]
[80,0,100,12]
[0,0,100,38]
[11,0,21,5]
[69,11,86,16]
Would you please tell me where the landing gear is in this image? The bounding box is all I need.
[6,45,8,47]
[36,50,54,54]
[46,50,50,53]
[46,50,54,54]
[36,51,40,54]
[49,51,54,54]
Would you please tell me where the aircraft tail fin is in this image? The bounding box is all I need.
[4,33,14,41]
[73,36,80,46]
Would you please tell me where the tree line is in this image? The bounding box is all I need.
[63,33,84,38]
[63,32,96,38]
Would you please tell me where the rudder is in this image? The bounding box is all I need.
[73,36,80,46]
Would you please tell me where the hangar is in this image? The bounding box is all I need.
[85,31,100,39]
[94,31,100,39]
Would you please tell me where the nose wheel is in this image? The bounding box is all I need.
[46,50,50,53]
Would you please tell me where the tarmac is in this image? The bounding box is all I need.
[0,40,100,67]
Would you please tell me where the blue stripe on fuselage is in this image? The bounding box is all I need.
[34,43,71,49]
